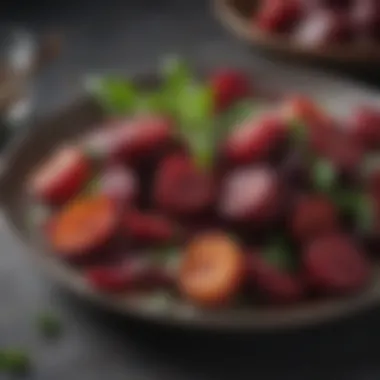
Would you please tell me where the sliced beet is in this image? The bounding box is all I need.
[223,113,287,165]
[154,154,215,216]
[290,194,340,244]
[122,210,178,245]
[218,166,281,224]
[246,253,304,304]
[303,234,370,295]
[99,166,138,207]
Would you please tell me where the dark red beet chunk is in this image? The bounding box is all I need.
[303,234,370,295]
[291,195,339,244]
[123,210,178,245]
[210,69,252,112]
[246,254,304,304]
[218,166,281,224]
[154,154,215,216]
[350,106,380,150]
[112,115,173,162]
[86,258,175,293]
[255,0,303,33]
[224,114,287,165]
[86,267,134,293]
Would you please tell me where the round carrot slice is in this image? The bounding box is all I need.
[179,233,244,307]
[48,195,117,259]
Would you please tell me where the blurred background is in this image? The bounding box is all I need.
[2,1,380,380]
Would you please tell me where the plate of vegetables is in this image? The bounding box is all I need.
[214,0,380,64]
[2,57,380,330]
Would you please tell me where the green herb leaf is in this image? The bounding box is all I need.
[216,99,256,142]
[312,158,337,193]
[355,194,375,234]
[37,313,62,339]
[289,120,308,144]
[262,237,295,272]
[175,83,215,170]
[0,349,30,374]
[86,76,138,115]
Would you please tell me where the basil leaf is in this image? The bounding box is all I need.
[86,76,138,115]
[312,158,337,193]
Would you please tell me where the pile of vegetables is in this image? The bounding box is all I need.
[28,57,380,308]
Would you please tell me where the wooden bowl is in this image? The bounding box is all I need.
[2,70,380,331]
[213,0,380,65]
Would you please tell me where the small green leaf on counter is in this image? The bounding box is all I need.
[0,349,30,374]
[37,313,62,339]
[86,76,138,115]
[312,158,337,193]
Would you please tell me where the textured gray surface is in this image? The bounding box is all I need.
[2,0,380,379]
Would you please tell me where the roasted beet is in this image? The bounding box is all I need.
[349,106,380,150]
[246,254,304,304]
[255,0,303,33]
[303,234,370,294]
[218,166,281,224]
[86,258,175,293]
[29,146,90,204]
[210,69,252,112]
[224,114,287,165]
[123,210,178,245]
[154,154,215,216]
[291,195,340,243]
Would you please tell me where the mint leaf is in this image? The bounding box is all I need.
[175,83,215,170]
[312,158,337,193]
[262,237,295,272]
[86,76,138,115]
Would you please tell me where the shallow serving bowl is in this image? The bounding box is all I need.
[2,68,380,331]
[213,0,380,65]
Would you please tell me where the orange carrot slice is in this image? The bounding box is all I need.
[179,233,244,307]
[48,195,117,259]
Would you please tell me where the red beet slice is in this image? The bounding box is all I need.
[224,114,287,165]
[303,234,370,294]
[218,166,280,223]
[123,210,178,245]
[246,254,304,304]
[291,195,340,244]
[154,154,215,216]
[210,69,252,112]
